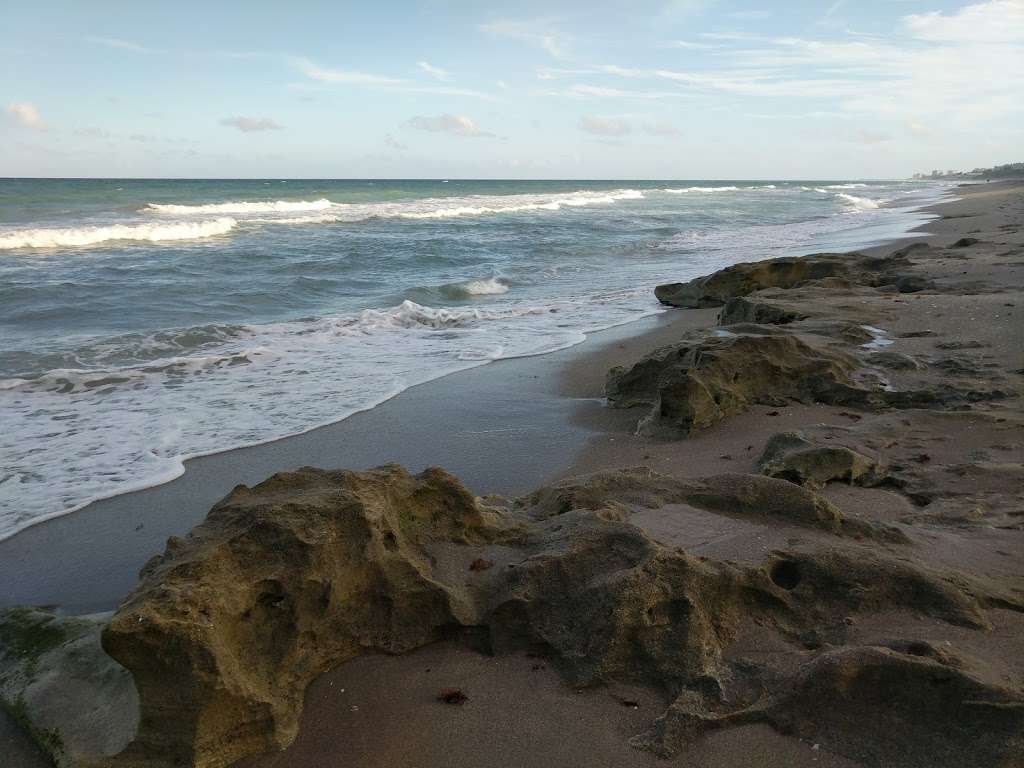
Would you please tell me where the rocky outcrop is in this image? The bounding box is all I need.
[0,608,137,767]
[605,331,869,435]
[654,251,916,308]
[526,466,906,542]
[101,465,525,768]
[92,462,1024,767]
[758,431,886,490]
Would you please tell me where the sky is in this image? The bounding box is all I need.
[2,0,1022,179]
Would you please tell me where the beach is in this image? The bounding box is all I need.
[224,179,1023,768]
[2,180,1022,768]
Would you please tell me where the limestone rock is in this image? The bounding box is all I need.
[605,331,866,435]
[80,460,1024,767]
[527,467,907,542]
[0,608,137,767]
[758,431,885,490]
[654,251,913,308]
[777,645,1024,768]
[101,465,525,768]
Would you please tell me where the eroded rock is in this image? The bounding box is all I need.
[101,465,524,768]
[91,463,1022,768]
[758,431,886,490]
[654,251,913,308]
[605,331,867,435]
[0,608,137,767]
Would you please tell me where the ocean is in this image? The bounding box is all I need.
[0,178,950,539]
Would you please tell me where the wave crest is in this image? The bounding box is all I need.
[146,199,333,214]
[0,218,238,250]
[835,193,880,210]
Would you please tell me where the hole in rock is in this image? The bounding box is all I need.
[770,560,802,590]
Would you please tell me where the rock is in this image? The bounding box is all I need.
[952,237,980,248]
[717,296,807,325]
[92,462,1017,767]
[867,350,925,370]
[606,331,867,435]
[654,251,914,308]
[758,431,886,490]
[776,645,1024,768]
[527,467,907,542]
[655,253,867,308]
[0,608,138,767]
[892,274,932,293]
[101,465,525,768]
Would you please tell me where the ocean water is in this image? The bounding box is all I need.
[0,178,949,539]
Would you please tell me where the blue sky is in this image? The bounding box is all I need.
[2,0,1022,178]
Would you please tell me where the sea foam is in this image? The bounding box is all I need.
[836,193,881,210]
[0,218,237,249]
[146,199,334,214]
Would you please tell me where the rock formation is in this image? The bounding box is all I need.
[605,331,870,435]
[94,463,1021,768]
[653,250,919,308]
[0,608,137,767]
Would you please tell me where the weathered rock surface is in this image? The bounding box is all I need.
[654,251,914,308]
[605,331,870,435]
[758,431,886,490]
[526,466,906,542]
[101,465,524,768]
[0,608,137,767]
[89,462,1023,767]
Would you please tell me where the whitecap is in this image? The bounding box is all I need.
[0,218,238,250]
[145,199,333,214]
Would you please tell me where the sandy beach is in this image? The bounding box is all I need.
[223,180,1023,768]
[3,180,1022,768]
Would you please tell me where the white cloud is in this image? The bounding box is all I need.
[905,0,1024,43]
[293,58,405,85]
[384,133,408,150]
[404,114,495,138]
[86,36,152,54]
[578,116,632,136]
[480,19,567,58]
[220,116,284,132]
[5,101,47,131]
[417,61,451,81]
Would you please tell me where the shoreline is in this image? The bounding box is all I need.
[0,184,955,613]
[2,179,1021,768]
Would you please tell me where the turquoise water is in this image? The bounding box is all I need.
[0,178,948,538]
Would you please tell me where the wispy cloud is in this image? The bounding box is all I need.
[86,36,152,54]
[384,133,408,150]
[293,58,405,85]
[417,61,451,81]
[905,0,1023,43]
[404,114,495,138]
[578,115,632,136]
[293,58,496,100]
[480,19,568,58]
[5,101,47,131]
[220,116,284,132]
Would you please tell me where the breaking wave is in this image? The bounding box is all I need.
[146,199,333,214]
[0,218,238,250]
[836,193,881,210]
